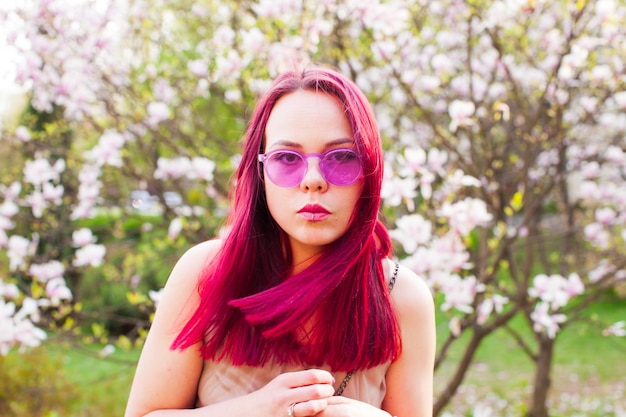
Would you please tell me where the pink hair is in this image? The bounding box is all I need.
[171,66,401,371]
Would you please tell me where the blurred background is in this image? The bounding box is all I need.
[0,1,625,416]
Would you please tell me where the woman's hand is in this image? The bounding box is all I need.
[313,396,393,417]
[246,369,335,417]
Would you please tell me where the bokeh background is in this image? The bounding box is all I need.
[1,1,625,416]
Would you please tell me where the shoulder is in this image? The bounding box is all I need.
[157,238,224,323]
[384,258,434,319]
[164,238,223,290]
[381,259,436,416]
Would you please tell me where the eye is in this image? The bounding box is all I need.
[326,149,358,163]
[272,151,302,164]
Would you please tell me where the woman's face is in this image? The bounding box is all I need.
[262,90,363,264]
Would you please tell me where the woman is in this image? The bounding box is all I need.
[125,65,435,417]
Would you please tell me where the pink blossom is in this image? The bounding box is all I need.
[45,277,73,305]
[390,214,433,254]
[381,176,418,207]
[439,198,493,236]
[441,275,484,314]
[427,148,448,174]
[584,222,610,248]
[154,157,193,180]
[7,235,30,271]
[449,316,462,337]
[14,297,40,323]
[23,158,65,186]
[224,89,242,103]
[214,50,245,81]
[168,217,183,240]
[190,157,216,182]
[531,302,566,338]
[15,125,31,141]
[187,60,208,77]
[73,243,106,268]
[253,0,302,18]
[25,190,47,218]
[402,148,427,175]
[28,260,65,283]
[99,344,116,358]
[613,91,626,109]
[431,54,455,74]
[71,201,96,220]
[595,207,617,225]
[0,201,19,219]
[0,281,19,299]
[602,321,625,337]
[605,145,625,165]
[588,260,614,283]
[477,294,510,325]
[86,130,126,167]
[564,273,584,297]
[430,233,473,272]
[0,182,21,201]
[149,288,164,308]
[578,181,600,200]
[153,78,176,103]
[11,318,47,351]
[448,100,476,132]
[145,101,170,127]
[72,228,96,247]
[529,273,584,310]
[42,182,64,203]
[581,161,600,179]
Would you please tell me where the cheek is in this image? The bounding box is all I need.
[264,183,287,217]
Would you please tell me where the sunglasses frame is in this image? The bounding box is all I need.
[258,148,363,187]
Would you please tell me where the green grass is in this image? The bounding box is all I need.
[1,337,139,417]
[2,299,624,417]
[47,340,139,417]
[434,298,626,416]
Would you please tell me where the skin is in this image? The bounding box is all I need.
[263,90,363,267]
[124,90,436,417]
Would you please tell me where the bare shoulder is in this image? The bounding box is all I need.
[162,238,223,292]
[382,259,436,417]
[151,238,223,336]
[124,238,224,416]
[385,258,434,319]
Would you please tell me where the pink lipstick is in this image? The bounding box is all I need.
[297,204,331,222]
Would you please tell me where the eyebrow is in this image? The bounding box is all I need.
[267,138,355,150]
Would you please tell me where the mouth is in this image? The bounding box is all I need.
[297,204,331,222]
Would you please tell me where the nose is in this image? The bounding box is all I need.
[299,157,328,192]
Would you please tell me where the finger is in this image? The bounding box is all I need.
[284,369,334,388]
[324,395,353,405]
[291,380,335,400]
[291,398,329,417]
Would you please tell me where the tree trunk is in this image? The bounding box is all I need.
[528,335,555,417]
[434,331,484,416]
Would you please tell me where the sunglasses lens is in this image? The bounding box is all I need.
[321,150,362,186]
[262,149,362,187]
[264,151,306,187]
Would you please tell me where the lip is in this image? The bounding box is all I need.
[297,204,331,222]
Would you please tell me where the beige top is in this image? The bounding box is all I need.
[196,359,390,407]
[196,263,398,408]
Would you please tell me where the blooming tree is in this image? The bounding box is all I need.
[1,0,625,416]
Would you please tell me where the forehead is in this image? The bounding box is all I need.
[264,90,353,149]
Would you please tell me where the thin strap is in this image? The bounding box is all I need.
[388,262,399,291]
[333,371,354,396]
[334,262,400,396]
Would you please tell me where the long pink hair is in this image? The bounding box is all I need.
[171,66,401,371]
